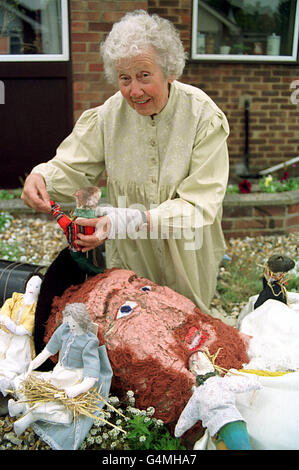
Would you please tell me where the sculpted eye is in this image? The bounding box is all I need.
[140,285,152,292]
[116,301,137,319]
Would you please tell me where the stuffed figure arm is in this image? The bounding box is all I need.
[27,347,52,376]
[224,371,262,394]
[174,392,201,438]
[64,376,98,398]
[0,296,15,317]
[0,315,30,336]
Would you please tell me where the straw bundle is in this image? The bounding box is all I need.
[201,347,241,376]
[17,375,126,433]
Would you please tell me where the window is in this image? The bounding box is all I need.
[191,0,299,62]
[0,0,69,61]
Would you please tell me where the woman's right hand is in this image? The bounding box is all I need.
[21,173,52,213]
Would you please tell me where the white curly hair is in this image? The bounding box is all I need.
[100,10,187,85]
[62,303,94,333]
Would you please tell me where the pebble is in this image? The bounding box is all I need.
[0,214,67,266]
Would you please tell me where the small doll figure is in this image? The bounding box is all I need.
[0,274,43,397]
[72,186,102,218]
[174,351,262,450]
[50,186,104,275]
[254,254,295,309]
[8,302,101,436]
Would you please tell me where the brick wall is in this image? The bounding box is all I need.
[70,0,147,120]
[222,190,299,238]
[70,0,299,173]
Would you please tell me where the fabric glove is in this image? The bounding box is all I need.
[95,206,146,239]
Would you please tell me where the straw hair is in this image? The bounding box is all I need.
[201,347,241,377]
[16,375,126,433]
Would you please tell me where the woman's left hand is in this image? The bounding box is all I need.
[75,216,111,252]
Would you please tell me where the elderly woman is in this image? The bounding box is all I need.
[21,10,229,314]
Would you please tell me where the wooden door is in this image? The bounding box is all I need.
[0,0,73,188]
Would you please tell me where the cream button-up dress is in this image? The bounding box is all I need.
[32,81,229,314]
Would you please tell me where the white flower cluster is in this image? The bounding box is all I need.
[80,390,165,450]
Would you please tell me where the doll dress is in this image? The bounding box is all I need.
[28,362,84,425]
[0,293,36,396]
[21,330,87,426]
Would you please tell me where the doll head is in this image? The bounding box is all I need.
[73,186,101,208]
[62,302,94,333]
[24,273,43,299]
[189,351,215,377]
[266,254,295,280]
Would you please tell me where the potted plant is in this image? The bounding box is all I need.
[231,42,250,55]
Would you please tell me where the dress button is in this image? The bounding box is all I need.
[150,139,156,147]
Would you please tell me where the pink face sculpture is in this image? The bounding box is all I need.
[44,269,249,426]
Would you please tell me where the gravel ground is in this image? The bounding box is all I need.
[0,214,298,450]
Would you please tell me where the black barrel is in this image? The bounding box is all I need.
[0,260,46,307]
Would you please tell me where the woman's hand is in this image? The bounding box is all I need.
[75,216,111,252]
[21,173,52,213]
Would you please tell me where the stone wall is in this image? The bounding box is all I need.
[4,190,299,240]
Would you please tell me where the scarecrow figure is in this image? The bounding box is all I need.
[254,254,295,309]
[174,351,261,450]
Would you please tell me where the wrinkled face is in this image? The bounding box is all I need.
[115,49,174,116]
[25,276,42,297]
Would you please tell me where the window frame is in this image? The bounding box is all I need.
[191,0,299,63]
[0,0,69,62]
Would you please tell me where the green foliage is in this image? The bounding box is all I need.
[217,254,263,310]
[0,241,23,261]
[0,212,24,261]
[0,212,13,231]
[226,176,299,195]
[80,392,186,451]
[0,188,22,200]
[226,184,239,194]
[125,414,186,451]
[287,261,299,293]
[259,176,299,193]
[286,275,299,292]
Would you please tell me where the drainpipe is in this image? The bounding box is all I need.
[244,98,250,174]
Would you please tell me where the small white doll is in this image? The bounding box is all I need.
[175,351,262,450]
[0,274,43,397]
[8,302,101,436]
